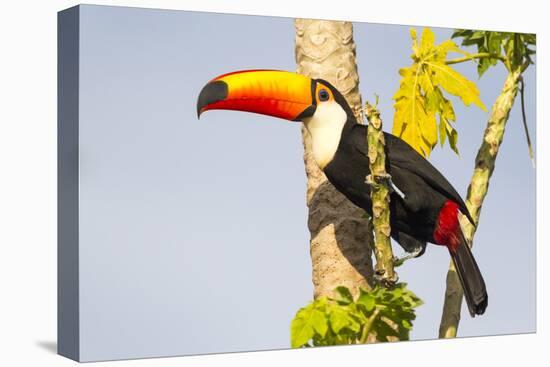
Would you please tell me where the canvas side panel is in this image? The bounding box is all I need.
[57,5,80,362]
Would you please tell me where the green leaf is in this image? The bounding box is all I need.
[477,58,491,77]
[311,308,328,337]
[444,118,459,155]
[391,285,404,299]
[291,304,316,348]
[335,286,354,305]
[374,318,400,341]
[488,32,502,56]
[290,299,328,348]
[329,306,350,334]
[291,284,423,347]
[451,29,471,39]
[524,33,536,45]
[402,319,413,330]
[469,30,486,40]
[453,30,536,74]
[344,304,364,333]
[357,290,376,312]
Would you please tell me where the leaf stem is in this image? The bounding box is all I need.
[519,77,535,168]
[445,52,505,65]
[359,308,380,343]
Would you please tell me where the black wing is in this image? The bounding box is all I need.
[349,124,475,226]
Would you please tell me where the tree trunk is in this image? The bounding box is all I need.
[294,19,374,299]
[439,68,522,338]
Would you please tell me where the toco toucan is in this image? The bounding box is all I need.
[196,70,488,316]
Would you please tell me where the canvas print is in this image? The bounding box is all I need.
[58,4,536,362]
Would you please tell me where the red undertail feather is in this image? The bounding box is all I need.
[433,200,461,253]
[433,200,488,316]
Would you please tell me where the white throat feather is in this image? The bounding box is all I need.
[303,101,347,170]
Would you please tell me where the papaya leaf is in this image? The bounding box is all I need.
[291,303,317,348]
[427,62,485,110]
[290,284,422,347]
[290,299,328,348]
[439,115,447,147]
[334,286,354,305]
[311,309,328,337]
[357,289,376,312]
[444,118,459,155]
[328,306,350,334]
[453,30,536,73]
[393,27,485,157]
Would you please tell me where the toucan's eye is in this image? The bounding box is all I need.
[318,88,330,102]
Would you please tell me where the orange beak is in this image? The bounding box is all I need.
[197,70,316,121]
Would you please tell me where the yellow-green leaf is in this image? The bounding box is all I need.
[329,306,351,334]
[410,28,419,58]
[291,304,314,347]
[419,27,435,54]
[439,116,447,146]
[392,27,486,157]
[392,65,437,156]
[311,309,328,337]
[427,62,486,110]
[444,118,459,155]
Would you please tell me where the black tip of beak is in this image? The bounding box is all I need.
[196,80,229,119]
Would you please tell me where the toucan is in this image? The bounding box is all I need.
[196,69,488,316]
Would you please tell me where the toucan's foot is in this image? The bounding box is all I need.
[393,246,424,267]
[374,269,399,287]
[365,173,391,186]
[365,173,406,200]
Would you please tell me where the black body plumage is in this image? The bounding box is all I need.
[324,121,471,248]
[317,80,487,316]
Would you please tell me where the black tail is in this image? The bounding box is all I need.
[450,233,488,317]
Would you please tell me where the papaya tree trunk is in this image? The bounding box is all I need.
[294,19,374,299]
[439,68,523,338]
[365,102,397,287]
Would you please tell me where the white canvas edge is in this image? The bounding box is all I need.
[0,0,545,366]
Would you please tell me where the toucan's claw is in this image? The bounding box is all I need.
[393,246,424,267]
[365,174,406,200]
[374,268,399,287]
[388,177,406,200]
